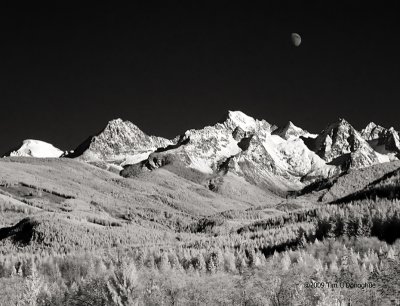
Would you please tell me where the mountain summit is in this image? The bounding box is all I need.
[65,118,172,167]
[272,121,317,140]
[361,122,386,141]
[313,119,389,169]
[361,123,400,159]
[7,139,63,158]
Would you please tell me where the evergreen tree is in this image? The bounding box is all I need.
[21,259,42,306]
[206,256,217,274]
[297,227,308,247]
[327,219,336,238]
[281,252,291,271]
[238,258,247,274]
[10,264,17,278]
[223,250,236,272]
[387,247,395,260]
[145,254,155,270]
[17,262,24,277]
[248,249,258,268]
[107,260,138,306]
[330,257,339,273]
[368,263,374,273]
[355,217,364,237]
[169,252,183,272]
[159,252,171,272]
[193,253,206,273]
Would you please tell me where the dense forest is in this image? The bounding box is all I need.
[0,235,399,305]
[0,198,399,305]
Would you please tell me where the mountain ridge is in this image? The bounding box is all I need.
[3,111,399,194]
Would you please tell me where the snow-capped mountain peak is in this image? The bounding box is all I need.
[272,121,317,140]
[8,139,63,158]
[223,110,257,132]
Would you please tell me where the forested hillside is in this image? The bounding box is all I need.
[0,157,400,305]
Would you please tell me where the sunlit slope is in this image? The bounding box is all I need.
[0,157,281,218]
[298,160,400,202]
[0,157,285,251]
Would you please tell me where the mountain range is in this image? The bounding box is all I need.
[5,111,400,194]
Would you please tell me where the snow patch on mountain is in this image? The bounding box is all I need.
[8,140,63,158]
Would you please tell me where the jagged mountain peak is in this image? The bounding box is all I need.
[223,110,257,132]
[103,118,143,133]
[66,118,172,167]
[381,127,400,155]
[328,117,351,129]
[313,118,390,169]
[365,121,379,129]
[361,122,386,141]
[108,117,124,124]
[272,121,317,140]
[325,117,356,132]
[282,121,300,132]
[359,123,399,159]
[314,119,363,161]
[219,110,274,138]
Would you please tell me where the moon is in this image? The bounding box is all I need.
[291,33,301,47]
